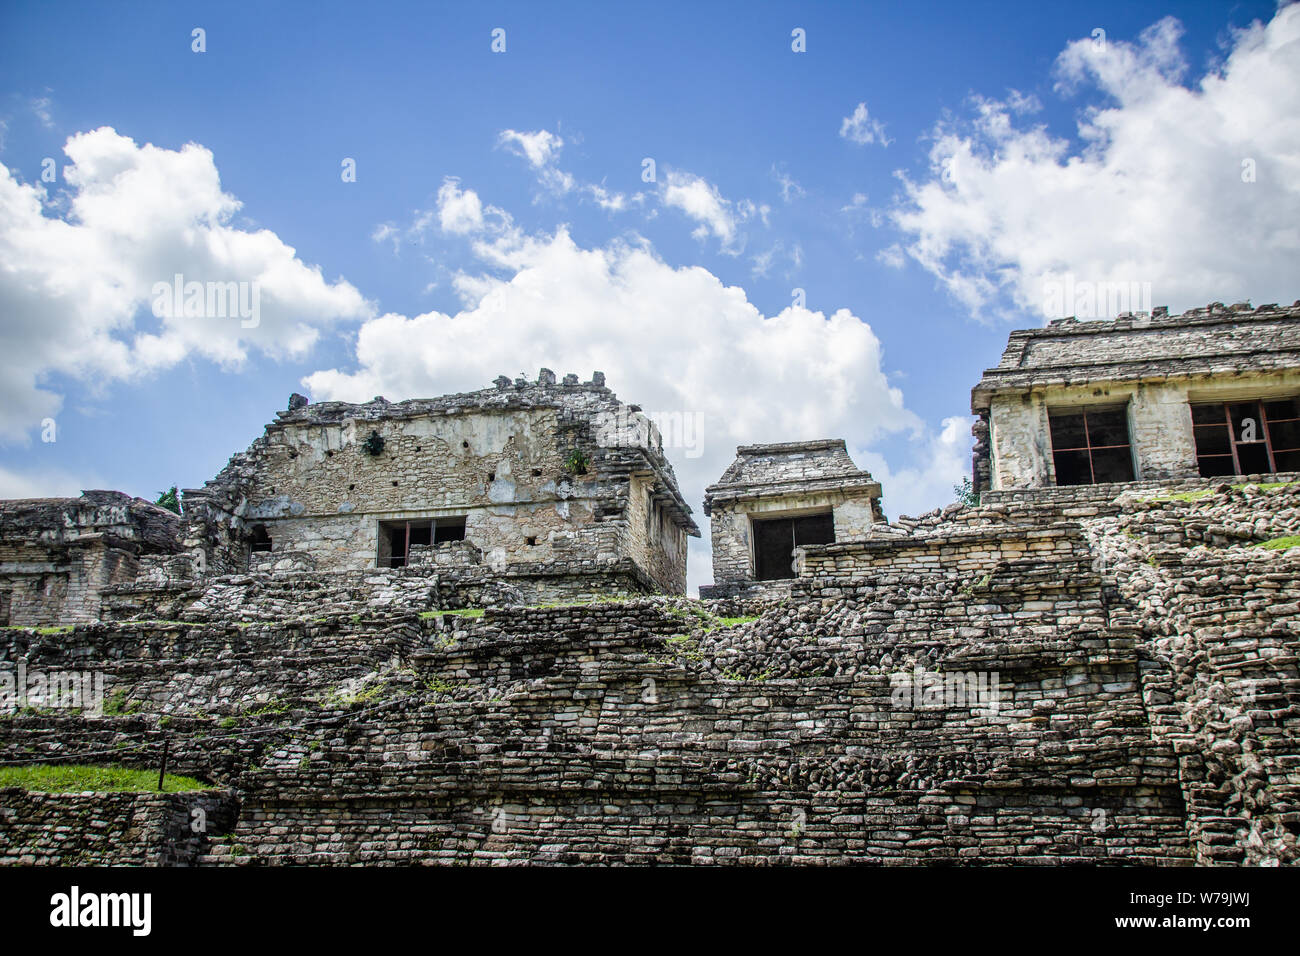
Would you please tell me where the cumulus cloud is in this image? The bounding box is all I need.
[0,463,102,499]
[31,95,55,129]
[891,7,1300,320]
[436,177,487,234]
[499,127,576,197]
[856,415,972,522]
[0,127,372,441]
[497,127,634,212]
[660,170,768,254]
[499,128,565,170]
[840,102,891,146]
[304,223,926,591]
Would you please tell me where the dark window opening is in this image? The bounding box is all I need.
[379,517,467,567]
[487,472,496,483]
[249,525,272,553]
[433,517,466,544]
[525,536,537,546]
[1049,406,1134,486]
[753,512,835,582]
[1192,397,1300,477]
[531,468,542,477]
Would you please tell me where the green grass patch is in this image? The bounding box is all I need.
[662,633,703,663]
[102,689,143,717]
[0,625,74,634]
[0,763,211,793]
[1144,489,1214,503]
[419,608,484,619]
[1256,536,1300,550]
[715,615,760,627]
[424,677,462,695]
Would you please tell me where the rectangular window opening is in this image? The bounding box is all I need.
[1048,405,1134,486]
[1191,397,1299,478]
[752,511,834,582]
[379,516,467,567]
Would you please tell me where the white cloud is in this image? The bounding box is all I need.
[660,170,768,254]
[892,7,1300,320]
[0,463,101,499]
[0,127,372,441]
[856,415,972,521]
[436,177,486,234]
[773,165,806,202]
[840,102,891,146]
[304,223,926,591]
[498,128,576,196]
[499,129,565,169]
[31,95,54,129]
[750,240,803,279]
[876,244,905,269]
[498,127,631,210]
[588,183,627,212]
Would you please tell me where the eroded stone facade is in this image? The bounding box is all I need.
[181,371,698,595]
[0,492,182,625]
[972,302,1300,493]
[701,440,882,598]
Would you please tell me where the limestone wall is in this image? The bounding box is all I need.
[989,375,1300,490]
[3,478,1295,866]
[182,377,698,595]
[705,488,879,595]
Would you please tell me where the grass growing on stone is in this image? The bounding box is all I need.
[663,633,703,662]
[1144,489,1214,503]
[0,625,74,634]
[533,596,637,609]
[1256,536,1300,550]
[715,615,760,627]
[102,690,144,716]
[419,608,484,619]
[1144,480,1298,503]
[0,763,212,793]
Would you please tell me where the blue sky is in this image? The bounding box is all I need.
[2,0,1296,592]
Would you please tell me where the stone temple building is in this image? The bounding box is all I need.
[971,301,1300,493]
[181,370,699,594]
[700,440,882,598]
[0,491,181,626]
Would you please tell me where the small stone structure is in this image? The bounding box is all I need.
[972,301,1300,493]
[0,491,182,625]
[700,440,882,598]
[181,370,699,595]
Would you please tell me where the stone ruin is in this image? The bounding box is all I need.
[0,492,182,627]
[973,301,1300,493]
[1,303,1298,866]
[701,440,882,599]
[1,371,700,626]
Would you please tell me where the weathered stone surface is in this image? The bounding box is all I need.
[0,492,182,625]
[179,373,699,594]
[2,478,1294,866]
[703,440,882,598]
[971,302,1300,492]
